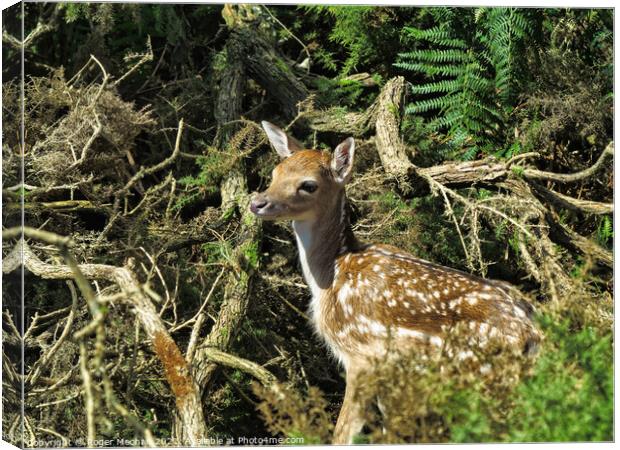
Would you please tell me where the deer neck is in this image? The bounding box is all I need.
[292,193,359,297]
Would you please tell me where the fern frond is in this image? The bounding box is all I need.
[405,93,462,114]
[410,80,460,95]
[402,26,467,48]
[399,49,469,64]
[393,62,464,77]
[397,7,535,157]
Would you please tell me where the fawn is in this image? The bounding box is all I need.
[250,121,541,444]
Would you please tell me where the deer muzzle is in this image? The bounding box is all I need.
[249,193,283,219]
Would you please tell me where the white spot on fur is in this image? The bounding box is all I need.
[457,350,474,360]
[467,296,479,306]
[337,283,352,305]
[343,303,353,316]
[430,336,443,346]
[395,328,429,340]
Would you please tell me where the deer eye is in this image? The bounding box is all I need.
[298,180,318,193]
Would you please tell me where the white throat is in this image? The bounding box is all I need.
[291,194,352,300]
[292,220,323,299]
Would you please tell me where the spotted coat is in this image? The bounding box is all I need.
[312,244,540,366]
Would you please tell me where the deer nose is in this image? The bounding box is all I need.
[250,197,268,214]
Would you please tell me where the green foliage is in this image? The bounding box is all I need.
[176,151,234,209]
[240,240,260,270]
[507,317,613,442]
[595,215,613,248]
[313,77,370,108]
[60,2,116,26]
[298,6,408,77]
[202,241,233,266]
[302,6,376,75]
[59,3,188,45]
[396,8,535,158]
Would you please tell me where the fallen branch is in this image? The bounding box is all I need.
[200,347,278,389]
[522,142,613,183]
[547,215,613,268]
[530,182,613,215]
[374,77,414,179]
[5,200,106,213]
[3,228,208,445]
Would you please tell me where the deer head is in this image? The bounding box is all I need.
[250,121,355,222]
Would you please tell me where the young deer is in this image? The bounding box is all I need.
[251,122,540,444]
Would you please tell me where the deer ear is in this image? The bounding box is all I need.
[261,121,303,159]
[331,137,355,184]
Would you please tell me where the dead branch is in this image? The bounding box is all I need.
[114,36,154,86]
[79,342,97,444]
[234,27,309,119]
[5,200,106,213]
[417,159,507,186]
[3,229,209,445]
[374,77,414,178]
[3,20,52,49]
[3,175,95,198]
[548,215,613,268]
[68,113,102,169]
[306,106,377,136]
[118,118,184,196]
[522,141,613,183]
[530,182,613,215]
[199,347,279,389]
[500,178,612,269]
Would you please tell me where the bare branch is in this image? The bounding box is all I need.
[119,118,184,196]
[79,343,97,444]
[3,20,52,49]
[199,347,278,389]
[530,182,613,215]
[114,36,154,86]
[522,141,613,183]
[3,230,209,444]
[26,281,79,386]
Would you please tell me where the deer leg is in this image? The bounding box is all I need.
[333,369,367,444]
[377,396,388,436]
